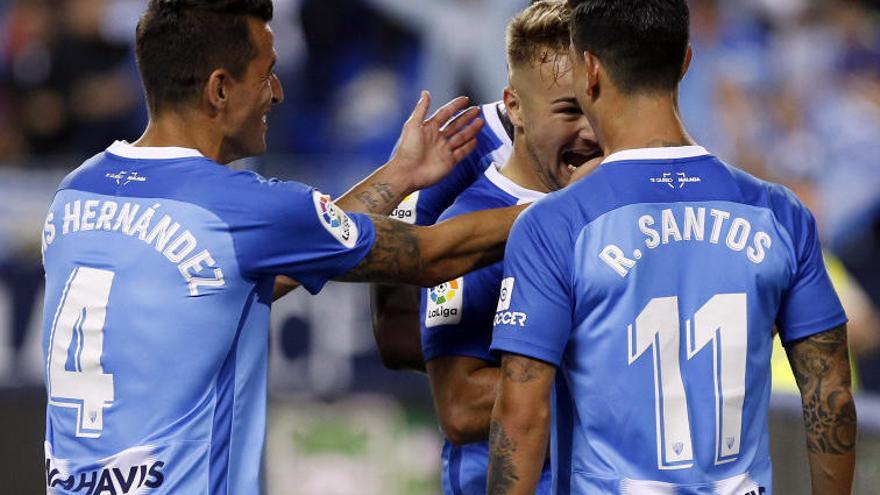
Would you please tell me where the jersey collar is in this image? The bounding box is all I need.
[106,141,205,160]
[483,101,514,148]
[602,145,710,165]
[485,164,547,204]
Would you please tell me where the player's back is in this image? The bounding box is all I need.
[492,147,846,494]
[41,142,374,494]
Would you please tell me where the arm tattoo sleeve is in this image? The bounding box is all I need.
[336,215,422,283]
[487,420,519,494]
[787,325,857,455]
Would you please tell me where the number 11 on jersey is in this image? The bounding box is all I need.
[628,293,747,470]
[47,267,116,438]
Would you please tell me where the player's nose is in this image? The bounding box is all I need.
[270,74,284,105]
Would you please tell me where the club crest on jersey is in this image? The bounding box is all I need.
[312,191,358,249]
[425,278,463,327]
[390,191,419,224]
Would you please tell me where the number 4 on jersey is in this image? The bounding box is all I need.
[47,267,115,438]
[628,293,747,470]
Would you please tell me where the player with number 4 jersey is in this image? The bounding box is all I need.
[40,1,526,494]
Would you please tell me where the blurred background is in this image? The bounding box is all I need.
[1,0,879,493]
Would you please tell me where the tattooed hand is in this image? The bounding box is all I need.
[786,324,856,495]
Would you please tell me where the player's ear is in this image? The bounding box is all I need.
[680,45,693,80]
[503,85,524,128]
[205,68,231,113]
[584,51,601,99]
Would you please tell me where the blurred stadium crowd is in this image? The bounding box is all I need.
[1,0,880,492]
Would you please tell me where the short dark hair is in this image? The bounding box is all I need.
[569,0,689,95]
[136,0,274,115]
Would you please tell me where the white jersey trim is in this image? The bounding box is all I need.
[106,141,205,160]
[485,164,546,205]
[482,102,513,148]
[603,146,710,165]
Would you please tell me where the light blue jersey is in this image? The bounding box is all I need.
[391,102,513,226]
[421,165,549,495]
[491,147,846,494]
[41,142,375,494]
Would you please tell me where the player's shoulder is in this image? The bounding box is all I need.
[439,165,545,221]
[58,141,316,220]
[720,161,815,232]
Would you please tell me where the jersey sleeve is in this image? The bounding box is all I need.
[225,173,376,294]
[490,202,574,366]
[775,194,847,344]
[420,262,504,363]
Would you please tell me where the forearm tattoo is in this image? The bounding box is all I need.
[337,215,421,283]
[787,325,857,455]
[502,355,546,383]
[354,182,398,214]
[487,420,519,494]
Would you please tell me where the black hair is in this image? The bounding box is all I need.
[569,0,689,94]
[136,0,274,115]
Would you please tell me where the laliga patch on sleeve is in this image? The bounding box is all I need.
[390,191,419,224]
[425,277,464,328]
[312,191,358,249]
[496,277,515,312]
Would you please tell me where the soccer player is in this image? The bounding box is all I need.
[376,2,600,493]
[40,1,525,494]
[488,1,857,494]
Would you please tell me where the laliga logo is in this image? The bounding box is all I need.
[318,195,343,228]
[429,279,459,305]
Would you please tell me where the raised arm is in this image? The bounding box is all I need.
[487,353,555,495]
[336,205,525,287]
[334,91,483,216]
[786,324,857,495]
[273,92,484,301]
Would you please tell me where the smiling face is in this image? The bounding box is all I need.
[507,52,601,191]
[219,18,283,162]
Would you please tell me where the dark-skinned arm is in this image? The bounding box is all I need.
[370,284,425,371]
[786,324,857,495]
[335,205,525,286]
[487,353,555,495]
[428,356,499,444]
[273,92,485,300]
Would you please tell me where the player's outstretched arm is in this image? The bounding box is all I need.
[786,324,857,495]
[429,356,499,444]
[370,284,426,371]
[487,353,554,495]
[334,91,484,216]
[336,204,525,287]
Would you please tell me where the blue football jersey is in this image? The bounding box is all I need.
[41,142,375,494]
[491,146,847,494]
[420,165,549,495]
[391,101,513,226]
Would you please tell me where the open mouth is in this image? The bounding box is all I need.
[562,145,603,169]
